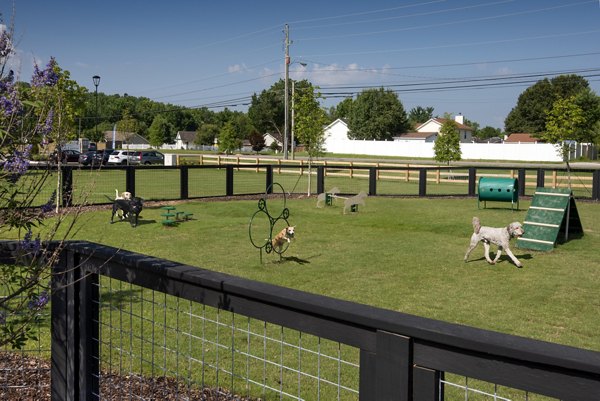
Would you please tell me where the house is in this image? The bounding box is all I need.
[263,132,283,149]
[394,132,438,142]
[103,130,150,149]
[413,115,473,143]
[323,119,350,141]
[175,131,200,150]
[505,133,544,143]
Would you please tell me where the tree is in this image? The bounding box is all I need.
[504,75,590,134]
[408,106,434,128]
[148,114,173,147]
[477,126,503,140]
[294,84,329,195]
[330,97,353,120]
[434,120,462,164]
[247,80,286,137]
[248,131,266,153]
[0,16,85,348]
[218,121,242,154]
[543,96,586,163]
[348,88,409,140]
[195,123,219,146]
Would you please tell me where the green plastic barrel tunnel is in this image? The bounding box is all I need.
[478,177,519,203]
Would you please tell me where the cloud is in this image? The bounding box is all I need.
[228,63,248,73]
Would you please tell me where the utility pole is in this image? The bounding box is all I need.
[291,80,295,160]
[283,24,290,160]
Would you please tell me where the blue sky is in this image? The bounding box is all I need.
[6,0,600,129]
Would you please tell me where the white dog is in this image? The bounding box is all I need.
[272,226,295,252]
[115,189,132,201]
[464,217,525,267]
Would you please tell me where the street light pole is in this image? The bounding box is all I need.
[93,75,101,145]
[283,24,290,160]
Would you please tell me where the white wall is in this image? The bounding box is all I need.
[324,139,563,162]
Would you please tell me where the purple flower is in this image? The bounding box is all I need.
[28,291,49,310]
[0,80,22,117]
[0,30,13,59]
[31,57,59,88]
[40,190,56,214]
[19,228,42,256]
[35,108,54,136]
[3,144,32,176]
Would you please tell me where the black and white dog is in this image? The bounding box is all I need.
[111,197,143,227]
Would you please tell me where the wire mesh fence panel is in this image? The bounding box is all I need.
[443,374,562,401]
[0,268,52,401]
[188,167,227,198]
[135,169,181,201]
[232,168,270,196]
[72,168,126,205]
[272,170,318,196]
[96,276,360,401]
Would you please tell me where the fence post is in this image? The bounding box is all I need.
[369,167,377,196]
[61,166,73,207]
[518,169,526,196]
[317,166,325,194]
[536,168,545,188]
[592,170,600,201]
[266,165,273,194]
[359,350,377,401]
[126,166,136,196]
[79,254,100,401]
[376,331,412,401]
[413,366,443,401]
[419,169,427,197]
[226,165,234,196]
[180,166,189,200]
[51,248,71,401]
[468,167,476,197]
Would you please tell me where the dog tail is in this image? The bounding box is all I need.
[472,217,481,234]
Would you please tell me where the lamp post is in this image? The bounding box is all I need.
[93,75,101,144]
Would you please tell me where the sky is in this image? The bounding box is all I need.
[5,0,600,130]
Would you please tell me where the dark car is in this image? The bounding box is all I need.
[79,149,113,166]
[50,149,81,164]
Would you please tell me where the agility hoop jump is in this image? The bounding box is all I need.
[249,183,294,262]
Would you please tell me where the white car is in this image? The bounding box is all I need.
[107,150,140,165]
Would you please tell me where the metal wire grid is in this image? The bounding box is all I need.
[441,375,561,401]
[96,277,360,400]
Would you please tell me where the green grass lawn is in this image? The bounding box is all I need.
[52,195,600,352]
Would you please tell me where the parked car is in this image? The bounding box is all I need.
[94,149,113,165]
[138,151,164,165]
[107,150,164,165]
[78,151,98,166]
[50,149,81,164]
[107,150,139,165]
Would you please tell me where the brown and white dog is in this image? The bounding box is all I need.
[272,226,295,252]
[464,217,525,267]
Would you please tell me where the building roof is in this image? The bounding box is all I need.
[395,132,437,140]
[177,131,197,142]
[416,118,473,131]
[103,131,149,144]
[505,133,543,143]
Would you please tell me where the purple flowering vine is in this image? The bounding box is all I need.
[0,79,22,117]
[40,190,56,214]
[2,144,32,177]
[0,29,13,59]
[31,57,59,88]
[27,291,49,310]
[35,108,54,136]
[19,228,42,256]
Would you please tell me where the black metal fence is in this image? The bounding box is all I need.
[16,240,595,400]
[41,163,600,208]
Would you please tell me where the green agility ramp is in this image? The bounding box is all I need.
[517,188,583,251]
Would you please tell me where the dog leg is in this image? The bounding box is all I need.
[483,242,495,264]
[504,246,523,268]
[493,247,502,264]
[464,237,479,262]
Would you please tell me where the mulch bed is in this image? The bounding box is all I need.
[1,352,260,401]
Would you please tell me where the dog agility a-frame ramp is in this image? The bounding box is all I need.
[516,187,583,251]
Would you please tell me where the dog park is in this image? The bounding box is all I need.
[2,161,600,400]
